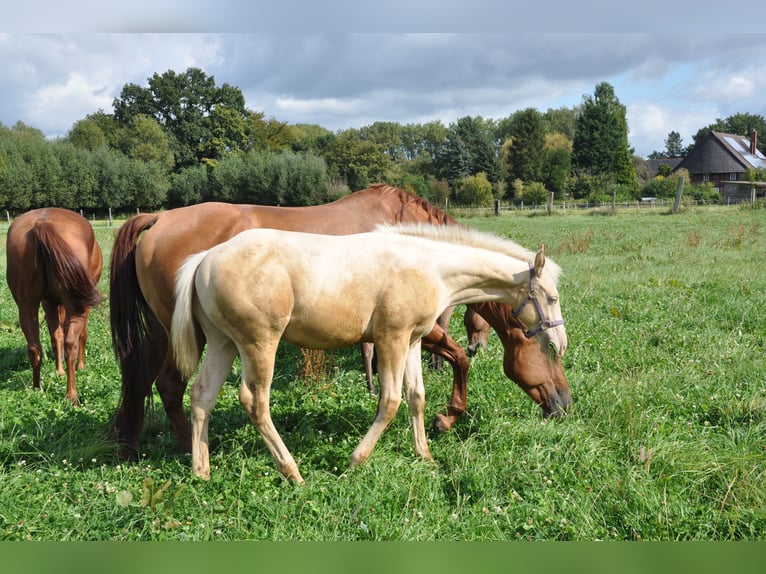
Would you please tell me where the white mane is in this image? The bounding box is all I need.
[375,223,562,283]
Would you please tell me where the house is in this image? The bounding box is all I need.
[674,130,766,202]
[647,157,683,179]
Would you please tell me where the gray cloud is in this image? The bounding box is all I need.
[3,33,766,156]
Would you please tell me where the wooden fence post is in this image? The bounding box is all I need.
[673,177,684,214]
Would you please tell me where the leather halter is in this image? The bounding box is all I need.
[512,262,565,339]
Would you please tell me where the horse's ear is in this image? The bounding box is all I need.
[534,244,546,277]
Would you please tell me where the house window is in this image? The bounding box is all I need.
[729,173,737,181]
[703,173,710,182]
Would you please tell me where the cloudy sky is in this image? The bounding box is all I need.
[4,4,766,158]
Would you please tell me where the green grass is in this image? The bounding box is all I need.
[0,206,764,540]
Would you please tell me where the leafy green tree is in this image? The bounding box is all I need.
[428,178,451,206]
[542,133,572,197]
[514,180,549,205]
[323,129,391,191]
[52,141,98,209]
[122,114,175,172]
[360,121,404,161]
[289,124,335,154]
[454,172,494,206]
[92,147,134,209]
[542,106,579,141]
[113,67,253,169]
[168,164,209,207]
[572,82,636,188]
[67,117,108,151]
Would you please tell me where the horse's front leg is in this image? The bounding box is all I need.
[189,335,236,480]
[421,323,471,433]
[350,336,408,468]
[403,339,432,460]
[239,340,303,483]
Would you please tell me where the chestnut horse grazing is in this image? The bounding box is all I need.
[5,208,104,404]
[110,185,572,460]
[171,224,566,481]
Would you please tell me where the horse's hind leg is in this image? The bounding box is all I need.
[360,342,376,393]
[18,304,44,390]
[239,341,303,483]
[156,355,193,454]
[402,340,431,460]
[189,334,237,480]
[63,312,87,405]
[77,308,92,370]
[42,300,65,375]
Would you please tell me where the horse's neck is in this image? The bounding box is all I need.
[437,248,529,308]
[468,301,521,342]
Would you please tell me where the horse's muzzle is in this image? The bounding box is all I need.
[542,386,573,418]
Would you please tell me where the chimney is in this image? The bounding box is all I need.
[750,129,758,155]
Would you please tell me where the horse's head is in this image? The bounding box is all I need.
[502,318,573,418]
[512,245,568,359]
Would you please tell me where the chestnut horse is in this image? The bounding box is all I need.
[171,224,566,481]
[110,184,572,459]
[5,208,104,404]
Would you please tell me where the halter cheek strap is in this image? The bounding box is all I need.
[512,262,565,339]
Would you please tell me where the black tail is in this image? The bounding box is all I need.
[108,213,162,458]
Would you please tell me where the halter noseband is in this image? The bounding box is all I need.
[512,262,565,339]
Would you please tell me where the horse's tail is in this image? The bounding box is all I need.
[171,250,209,379]
[109,213,160,455]
[33,221,104,314]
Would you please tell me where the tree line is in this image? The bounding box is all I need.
[1,67,759,214]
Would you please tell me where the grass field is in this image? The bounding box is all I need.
[0,205,764,541]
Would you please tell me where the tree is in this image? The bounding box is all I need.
[572,82,636,188]
[122,114,175,172]
[323,129,391,191]
[68,117,107,151]
[439,116,500,185]
[542,133,572,197]
[454,172,494,206]
[113,67,253,169]
[501,108,546,184]
[664,130,684,157]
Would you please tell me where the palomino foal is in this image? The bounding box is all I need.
[171,224,566,482]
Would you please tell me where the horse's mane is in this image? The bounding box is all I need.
[376,222,562,282]
[367,183,459,226]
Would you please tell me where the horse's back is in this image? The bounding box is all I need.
[195,229,443,349]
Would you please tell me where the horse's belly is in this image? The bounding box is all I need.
[281,318,367,350]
